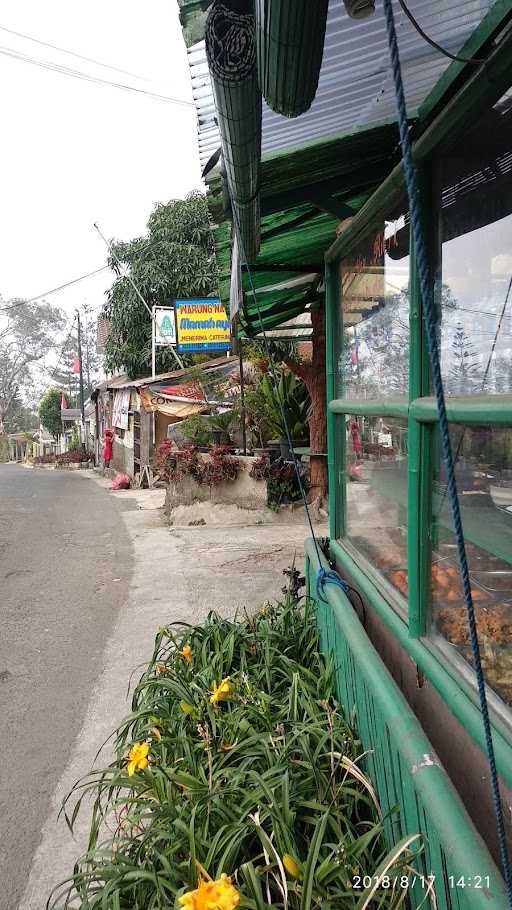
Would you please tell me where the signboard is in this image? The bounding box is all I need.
[112,388,130,430]
[175,298,231,352]
[154,306,176,346]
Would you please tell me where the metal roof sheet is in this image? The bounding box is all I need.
[188,0,492,168]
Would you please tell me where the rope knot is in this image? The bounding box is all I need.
[316,567,350,603]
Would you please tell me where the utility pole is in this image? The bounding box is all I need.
[76,310,86,455]
[82,304,92,394]
[238,340,247,455]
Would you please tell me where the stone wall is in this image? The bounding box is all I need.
[165,455,266,515]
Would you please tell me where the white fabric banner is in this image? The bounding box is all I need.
[112,388,130,429]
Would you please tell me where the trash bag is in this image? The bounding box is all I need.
[112,472,130,490]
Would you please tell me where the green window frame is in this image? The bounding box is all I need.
[322,29,512,785]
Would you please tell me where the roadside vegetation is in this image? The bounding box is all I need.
[50,590,417,909]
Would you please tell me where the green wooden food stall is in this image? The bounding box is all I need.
[179,0,512,904]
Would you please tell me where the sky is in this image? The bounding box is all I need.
[0,0,203,339]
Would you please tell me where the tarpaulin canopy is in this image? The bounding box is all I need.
[140,389,208,419]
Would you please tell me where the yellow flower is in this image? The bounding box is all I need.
[179,644,193,665]
[180,701,195,715]
[282,853,302,879]
[210,678,233,704]
[220,741,236,751]
[126,741,150,777]
[179,873,239,910]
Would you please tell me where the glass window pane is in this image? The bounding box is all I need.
[438,91,512,395]
[431,424,512,708]
[345,415,408,600]
[337,207,410,399]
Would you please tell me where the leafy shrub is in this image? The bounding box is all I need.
[250,456,307,509]
[156,441,240,487]
[181,414,213,447]
[51,591,417,909]
[249,454,270,481]
[196,445,240,486]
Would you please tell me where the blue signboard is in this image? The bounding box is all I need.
[175,298,231,353]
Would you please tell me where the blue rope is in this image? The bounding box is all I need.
[316,566,351,603]
[383,0,512,898]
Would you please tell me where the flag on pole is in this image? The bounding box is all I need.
[72,352,80,374]
[60,392,68,410]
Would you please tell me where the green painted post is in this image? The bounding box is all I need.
[408,232,423,637]
[325,261,344,540]
[408,169,434,638]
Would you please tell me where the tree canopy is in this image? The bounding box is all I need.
[103,192,218,378]
[39,387,63,438]
[0,300,65,434]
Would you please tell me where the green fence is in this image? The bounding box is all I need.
[305,539,507,909]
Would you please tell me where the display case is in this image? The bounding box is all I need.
[323,75,512,869]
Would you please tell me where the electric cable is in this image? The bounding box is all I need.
[396,0,486,65]
[0,44,195,107]
[0,266,110,313]
[0,23,147,81]
[93,222,185,371]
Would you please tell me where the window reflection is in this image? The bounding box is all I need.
[338,211,410,399]
[431,424,512,707]
[345,415,408,599]
[438,91,512,395]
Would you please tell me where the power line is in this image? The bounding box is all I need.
[0,23,147,81]
[0,44,195,107]
[0,266,110,313]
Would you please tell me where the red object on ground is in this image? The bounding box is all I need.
[102,428,114,462]
[112,472,130,490]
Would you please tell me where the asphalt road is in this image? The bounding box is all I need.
[0,465,133,909]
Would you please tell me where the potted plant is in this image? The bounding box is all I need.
[260,370,310,460]
[206,409,236,447]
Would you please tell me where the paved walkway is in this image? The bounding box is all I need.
[18,469,323,908]
[0,464,133,910]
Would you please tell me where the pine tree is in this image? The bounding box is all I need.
[448,323,482,394]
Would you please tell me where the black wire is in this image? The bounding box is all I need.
[0,23,146,81]
[0,267,110,313]
[397,0,486,65]
[0,45,195,107]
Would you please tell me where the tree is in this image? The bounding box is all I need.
[52,307,101,401]
[448,323,481,395]
[282,306,327,504]
[3,392,39,433]
[0,300,64,434]
[103,192,218,377]
[39,388,63,439]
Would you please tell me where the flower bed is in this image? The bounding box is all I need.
[50,589,417,909]
[156,441,240,487]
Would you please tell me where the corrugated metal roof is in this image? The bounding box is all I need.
[188,0,492,168]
